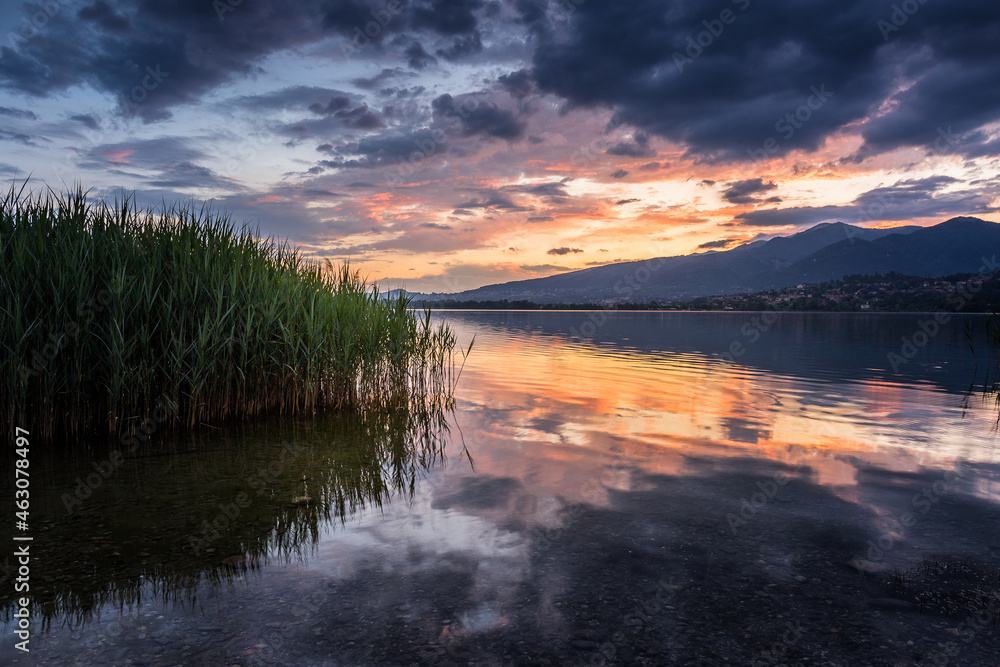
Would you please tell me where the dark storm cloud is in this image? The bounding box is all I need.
[547,247,583,255]
[522,0,1000,161]
[71,136,238,190]
[69,114,101,130]
[449,182,568,212]
[513,0,546,26]
[610,169,628,179]
[300,189,347,198]
[508,180,570,199]
[351,68,418,89]
[77,137,205,171]
[147,160,241,190]
[734,176,997,227]
[405,42,438,70]
[432,94,527,140]
[309,96,351,115]
[312,129,449,170]
[77,1,132,33]
[957,130,1000,161]
[436,32,484,61]
[615,198,641,206]
[734,205,845,227]
[322,0,490,63]
[0,106,37,120]
[697,238,738,250]
[228,87,355,113]
[0,0,331,122]
[281,100,387,140]
[411,0,485,35]
[316,103,386,129]
[378,84,427,98]
[1,0,490,123]
[722,178,778,204]
[848,176,994,219]
[456,190,533,211]
[854,7,1000,160]
[498,69,534,98]
[0,129,41,146]
[320,0,381,34]
[606,132,654,158]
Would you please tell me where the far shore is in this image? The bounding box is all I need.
[413,269,1000,314]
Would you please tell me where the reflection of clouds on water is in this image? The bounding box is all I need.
[293,460,615,644]
[440,312,1000,503]
[455,601,507,635]
[7,312,1000,665]
[305,476,532,600]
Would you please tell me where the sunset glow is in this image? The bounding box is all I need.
[2,1,997,294]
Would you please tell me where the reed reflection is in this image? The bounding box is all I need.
[0,400,455,630]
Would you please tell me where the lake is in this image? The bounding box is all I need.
[3,311,1000,665]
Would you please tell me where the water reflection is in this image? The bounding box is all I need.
[443,312,1000,485]
[4,312,1000,665]
[0,401,453,630]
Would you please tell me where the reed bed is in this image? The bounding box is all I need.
[0,184,461,443]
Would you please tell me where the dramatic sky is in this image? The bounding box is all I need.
[2,0,999,292]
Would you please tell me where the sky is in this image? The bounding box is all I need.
[1,0,999,293]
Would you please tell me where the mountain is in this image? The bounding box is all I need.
[770,217,1000,286]
[413,217,997,304]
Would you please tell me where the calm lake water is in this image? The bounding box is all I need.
[3,311,1000,665]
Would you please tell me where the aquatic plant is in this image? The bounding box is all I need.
[0,400,457,629]
[0,183,460,443]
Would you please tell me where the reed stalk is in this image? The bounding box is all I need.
[0,184,460,443]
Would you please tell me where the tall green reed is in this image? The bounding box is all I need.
[0,184,461,443]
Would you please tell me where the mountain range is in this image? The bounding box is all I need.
[410,217,1000,303]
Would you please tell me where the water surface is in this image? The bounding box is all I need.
[3,311,1000,665]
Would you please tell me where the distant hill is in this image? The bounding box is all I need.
[769,217,1000,285]
[412,218,1000,303]
[415,270,1000,313]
